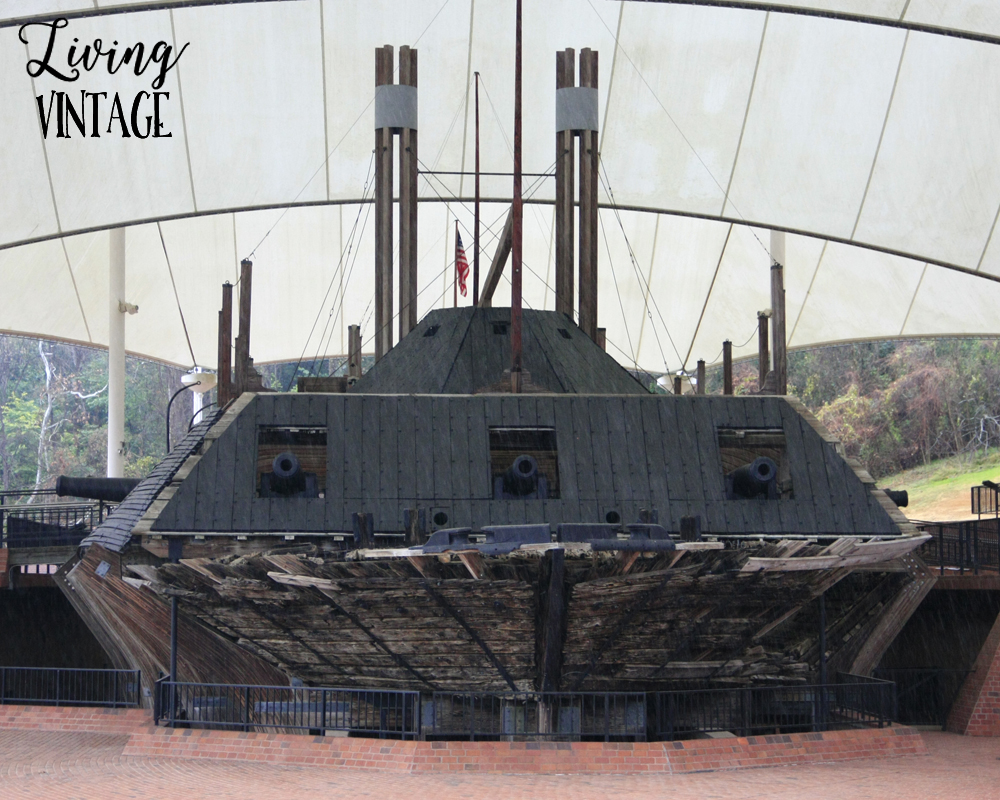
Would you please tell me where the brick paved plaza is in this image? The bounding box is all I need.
[0,728,997,799]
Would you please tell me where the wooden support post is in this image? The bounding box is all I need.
[347,324,362,379]
[217,282,232,407]
[398,46,418,341]
[723,339,733,395]
[578,48,599,341]
[474,72,481,307]
[537,548,567,692]
[234,259,252,397]
[757,312,770,391]
[478,208,512,308]
[596,327,606,351]
[403,508,425,546]
[673,375,682,395]
[696,359,706,395]
[680,515,702,542]
[375,45,394,362]
[510,0,523,394]
[352,512,374,549]
[770,230,787,395]
[555,49,575,318]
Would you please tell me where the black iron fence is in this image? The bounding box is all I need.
[153,677,896,741]
[972,485,999,518]
[917,519,1000,575]
[154,678,421,738]
[873,668,971,726]
[425,692,646,741]
[0,667,140,708]
[652,673,895,741]
[1,488,113,549]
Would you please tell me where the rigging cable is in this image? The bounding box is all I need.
[583,0,774,264]
[282,151,375,390]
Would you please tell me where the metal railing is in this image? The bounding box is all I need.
[917,519,1000,575]
[652,673,896,741]
[972,485,999,518]
[0,667,140,708]
[154,678,421,738]
[151,678,896,742]
[425,692,647,741]
[873,668,971,726]
[1,487,113,549]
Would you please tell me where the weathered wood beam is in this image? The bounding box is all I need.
[233,259,252,397]
[421,580,517,692]
[569,569,674,690]
[265,557,436,688]
[850,560,937,676]
[375,45,394,361]
[577,48,599,341]
[757,311,770,390]
[537,548,567,692]
[398,45,418,340]
[741,535,929,572]
[723,339,732,395]
[751,568,851,641]
[217,281,232,406]
[478,207,513,308]
[406,555,444,579]
[771,230,787,395]
[458,551,487,580]
[555,48,575,317]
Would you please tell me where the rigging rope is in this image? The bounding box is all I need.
[583,0,774,264]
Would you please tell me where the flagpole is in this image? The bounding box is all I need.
[454,219,459,308]
[510,0,523,394]
[474,72,481,307]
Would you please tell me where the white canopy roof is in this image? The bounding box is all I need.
[3,0,1000,375]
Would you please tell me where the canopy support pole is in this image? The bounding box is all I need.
[107,228,125,479]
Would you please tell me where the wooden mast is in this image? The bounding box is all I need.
[217,282,232,407]
[474,72,481,307]
[555,49,574,318]
[510,0,523,393]
[374,45,394,362]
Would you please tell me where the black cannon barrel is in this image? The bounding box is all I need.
[728,457,778,499]
[883,489,908,507]
[55,476,141,503]
[266,451,306,495]
[272,451,301,479]
[503,454,539,497]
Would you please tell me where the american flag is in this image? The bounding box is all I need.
[455,228,469,297]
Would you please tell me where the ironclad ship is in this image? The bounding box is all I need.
[54,306,930,701]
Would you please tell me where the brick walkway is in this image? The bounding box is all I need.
[0,729,997,798]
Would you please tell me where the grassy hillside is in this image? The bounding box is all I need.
[877,450,1000,522]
